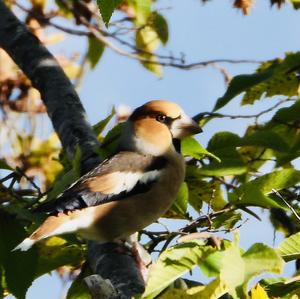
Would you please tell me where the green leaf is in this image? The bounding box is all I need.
[185,171,226,211]
[96,0,122,26]
[167,182,189,218]
[242,244,284,283]
[277,232,300,261]
[136,26,162,76]
[188,277,228,299]
[250,284,270,299]
[151,12,169,45]
[142,241,214,299]
[93,108,115,137]
[199,158,247,176]
[212,211,242,230]
[207,132,242,152]
[67,276,91,299]
[237,243,284,297]
[129,0,151,25]
[199,251,224,277]
[232,169,300,208]
[0,159,13,170]
[261,279,300,297]
[182,137,220,162]
[291,0,300,9]
[242,130,290,152]
[272,100,300,123]
[214,69,274,110]
[87,37,105,69]
[46,168,79,201]
[0,210,38,299]
[215,52,300,110]
[36,237,86,277]
[221,245,245,294]
[242,53,300,105]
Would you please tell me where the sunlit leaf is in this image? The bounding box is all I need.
[251,284,270,299]
[129,0,151,25]
[232,169,300,208]
[143,241,214,299]
[214,69,274,110]
[182,137,220,161]
[277,232,300,261]
[215,52,300,110]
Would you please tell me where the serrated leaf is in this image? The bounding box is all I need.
[261,279,300,297]
[214,69,274,110]
[151,12,168,45]
[142,241,214,299]
[237,244,284,297]
[185,171,226,211]
[0,211,38,299]
[277,232,300,261]
[182,137,220,162]
[96,0,122,26]
[215,52,300,110]
[272,100,300,123]
[87,37,105,69]
[242,244,284,282]
[232,169,300,208]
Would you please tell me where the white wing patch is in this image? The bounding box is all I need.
[110,170,161,195]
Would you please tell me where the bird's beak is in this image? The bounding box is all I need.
[171,113,202,138]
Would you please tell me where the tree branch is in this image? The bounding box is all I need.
[0,1,145,298]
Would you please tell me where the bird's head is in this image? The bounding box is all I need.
[121,100,202,156]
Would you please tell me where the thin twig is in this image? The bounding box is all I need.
[272,189,300,222]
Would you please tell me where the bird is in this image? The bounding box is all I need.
[14,100,202,251]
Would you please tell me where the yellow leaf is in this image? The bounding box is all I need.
[251,284,270,299]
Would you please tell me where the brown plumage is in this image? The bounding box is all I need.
[14,100,202,251]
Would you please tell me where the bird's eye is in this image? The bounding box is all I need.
[156,114,167,123]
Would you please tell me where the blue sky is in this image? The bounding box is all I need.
[8,0,300,298]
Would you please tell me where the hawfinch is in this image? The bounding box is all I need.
[14,100,202,251]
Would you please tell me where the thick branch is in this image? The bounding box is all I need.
[0,1,144,298]
[0,1,99,171]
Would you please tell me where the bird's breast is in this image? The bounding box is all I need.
[78,154,185,241]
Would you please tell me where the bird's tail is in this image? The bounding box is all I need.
[12,212,70,252]
[12,238,36,252]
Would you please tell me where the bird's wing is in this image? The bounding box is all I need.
[34,151,167,214]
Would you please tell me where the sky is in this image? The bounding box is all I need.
[6,0,300,298]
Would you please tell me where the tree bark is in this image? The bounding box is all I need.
[0,1,145,298]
